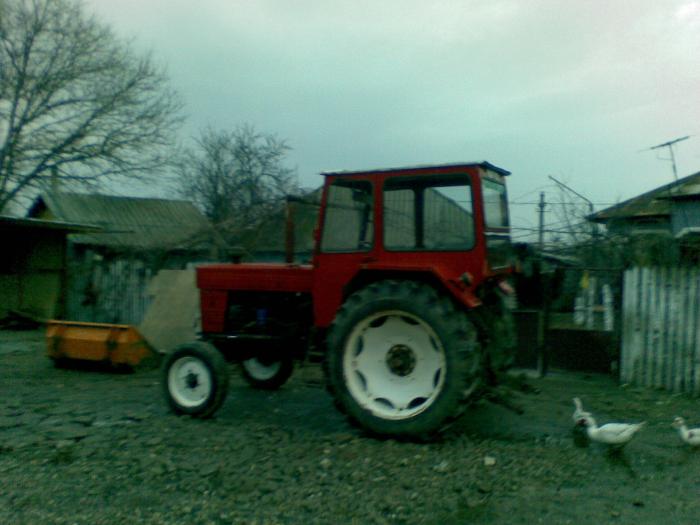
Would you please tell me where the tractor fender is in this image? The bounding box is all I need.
[340,268,483,314]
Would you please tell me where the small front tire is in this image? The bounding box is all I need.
[162,342,229,418]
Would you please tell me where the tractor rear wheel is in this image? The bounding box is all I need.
[240,355,294,390]
[162,342,229,418]
[325,280,480,439]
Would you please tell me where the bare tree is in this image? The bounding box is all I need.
[176,125,297,234]
[0,0,182,213]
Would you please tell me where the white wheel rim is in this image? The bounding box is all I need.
[168,356,213,408]
[343,310,446,420]
[242,358,282,381]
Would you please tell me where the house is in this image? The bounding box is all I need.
[588,170,700,238]
[587,171,700,265]
[26,192,224,324]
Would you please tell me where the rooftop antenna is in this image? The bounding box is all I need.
[646,136,690,181]
[644,136,692,236]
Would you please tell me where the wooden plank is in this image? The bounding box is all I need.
[679,267,690,393]
[657,267,668,390]
[687,267,694,393]
[644,268,658,387]
[633,267,645,385]
[664,266,674,390]
[664,266,673,391]
[646,267,657,388]
[651,267,663,389]
[676,267,688,393]
[681,267,690,393]
[620,270,628,382]
[623,268,640,384]
[636,267,646,387]
[630,267,642,384]
[641,266,653,388]
[654,267,668,389]
[669,266,681,392]
[688,269,700,396]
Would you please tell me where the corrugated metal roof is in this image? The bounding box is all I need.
[0,216,100,233]
[588,171,700,223]
[27,192,213,250]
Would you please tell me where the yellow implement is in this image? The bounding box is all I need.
[46,320,155,368]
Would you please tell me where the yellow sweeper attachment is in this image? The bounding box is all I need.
[46,320,157,368]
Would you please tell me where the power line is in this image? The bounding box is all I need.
[510,185,558,202]
[511,226,595,234]
[509,201,619,206]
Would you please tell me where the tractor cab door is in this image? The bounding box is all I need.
[312,177,375,326]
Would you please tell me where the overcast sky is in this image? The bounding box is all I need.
[85,0,700,236]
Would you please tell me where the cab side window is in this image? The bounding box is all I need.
[321,179,374,252]
[383,175,474,251]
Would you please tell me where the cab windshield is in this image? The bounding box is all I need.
[482,178,509,229]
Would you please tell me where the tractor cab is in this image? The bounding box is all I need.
[312,162,513,325]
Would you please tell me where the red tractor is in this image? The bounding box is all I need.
[162,162,517,439]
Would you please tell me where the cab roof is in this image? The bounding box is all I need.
[321,161,510,177]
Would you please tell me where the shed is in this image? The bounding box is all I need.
[26,192,224,324]
[0,216,98,320]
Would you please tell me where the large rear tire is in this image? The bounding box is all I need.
[162,342,229,418]
[325,280,480,439]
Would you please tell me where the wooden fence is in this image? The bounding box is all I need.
[621,266,700,395]
[66,254,153,326]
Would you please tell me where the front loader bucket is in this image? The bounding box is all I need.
[46,320,156,368]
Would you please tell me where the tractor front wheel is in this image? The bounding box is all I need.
[162,342,229,418]
[325,280,480,439]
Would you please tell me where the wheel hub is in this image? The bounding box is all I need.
[185,371,199,389]
[385,344,416,376]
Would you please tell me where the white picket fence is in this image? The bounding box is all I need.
[621,266,700,395]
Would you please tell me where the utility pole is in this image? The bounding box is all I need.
[536,191,550,378]
[538,192,546,250]
[646,136,690,181]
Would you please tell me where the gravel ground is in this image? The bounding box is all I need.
[2,329,700,525]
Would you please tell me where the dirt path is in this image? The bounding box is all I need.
[1,330,699,524]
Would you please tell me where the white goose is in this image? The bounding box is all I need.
[672,417,700,447]
[579,414,645,448]
[572,397,592,424]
